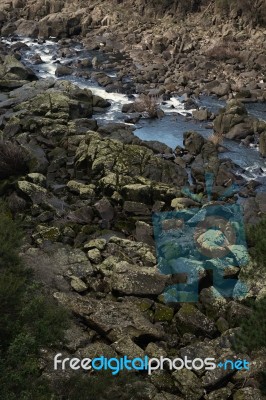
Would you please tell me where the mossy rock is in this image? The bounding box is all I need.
[154,303,174,322]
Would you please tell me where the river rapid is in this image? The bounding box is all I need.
[2,36,266,190]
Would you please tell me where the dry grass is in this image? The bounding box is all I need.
[134,94,161,118]
[208,131,224,146]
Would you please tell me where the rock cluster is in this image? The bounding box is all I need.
[1,0,266,101]
[0,62,265,398]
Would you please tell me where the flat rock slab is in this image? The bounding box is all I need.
[55,292,165,342]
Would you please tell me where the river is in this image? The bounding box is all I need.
[2,36,266,188]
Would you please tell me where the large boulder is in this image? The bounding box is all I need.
[7,86,94,140]
[38,11,83,38]
[15,19,39,36]
[214,100,245,126]
[183,131,205,155]
[74,132,188,199]
[213,100,256,140]
[0,54,37,89]
[55,64,73,77]
[174,304,218,336]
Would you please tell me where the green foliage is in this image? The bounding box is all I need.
[233,297,266,352]
[0,208,69,399]
[246,218,266,269]
[59,371,147,400]
[234,220,266,352]
[0,210,23,269]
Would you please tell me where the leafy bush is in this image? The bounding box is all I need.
[246,218,266,269]
[59,371,141,400]
[234,220,266,393]
[0,141,29,180]
[233,297,266,352]
[0,207,69,399]
[0,210,23,269]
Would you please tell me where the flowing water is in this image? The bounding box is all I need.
[2,36,266,187]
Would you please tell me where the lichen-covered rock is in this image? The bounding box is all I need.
[111,261,167,296]
[172,369,204,400]
[154,303,174,322]
[70,276,88,293]
[233,388,262,400]
[54,292,165,341]
[213,100,256,140]
[84,238,107,251]
[205,387,232,400]
[87,248,102,264]
[34,224,60,242]
[123,200,150,215]
[202,364,235,389]
[74,132,187,196]
[111,335,145,359]
[17,180,47,199]
[78,342,118,360]
[179,340,218,362]
[107,236,156,267]
[0,54,37,89]
[154,393,182,400]
[15,90,93,120]
[145,342,168,358]
[199,287,227,319]
[174,304,217,336]
[67,180,95,198]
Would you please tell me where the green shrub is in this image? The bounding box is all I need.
[246,218,266,269]
[233,297,266,352]
[0,208,69,399]
[0,211,23,269]
[59,371,146,400]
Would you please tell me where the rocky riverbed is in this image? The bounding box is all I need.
[0,1,266,399]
